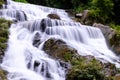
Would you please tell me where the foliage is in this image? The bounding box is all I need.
[13,0,28,3]
[0,0,4,8]
[0,18,12,50]
[67,57,107,80]
[109,24,120,46]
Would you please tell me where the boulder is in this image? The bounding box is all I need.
[93,23,116,41]
[43,38,78,71]
[43,38,78,62]
[40,18,53,30]
[75,10,90,24]
[32,32,41,47]
[114,74,120,80]
[43,38,119,80]
[47,14,61,20]
[93,23,120,54]
[16,11,27,21]
[0,69,7,80]
[75,13,83,18]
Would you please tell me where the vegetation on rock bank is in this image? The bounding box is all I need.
[43,38,120,80]
[0,18,12,80]
[0,69,7,80]
[0,18,12,54]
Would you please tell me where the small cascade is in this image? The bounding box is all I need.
[0,9,27,21]
[4,0,71,21]
[0,0,120,80]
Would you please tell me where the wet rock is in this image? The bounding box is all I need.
[0,68,7,80]
[43,38,78,71]
[34,60,40,69]
[40,18,53,32]
[47,14,61,20]
[4,0,7,5]
[66,55,118,80]
[92,23,120,54]
[114,74,120,80]
[75,10,90,24]
[93,23,116,41]
[75,13,82,18]
[32,32,41,47]
[16,11,27,21]
[0,56,3,63]
[43,38,119,80]
[43,38,78,62]
[59,60,71,73]
[40,19,47,32]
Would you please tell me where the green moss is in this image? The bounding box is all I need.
[0,18,12,50]
[64,52,72,62]
[67,56,117,80]
[0,37,7,43]
[13,0,28,3]
[109,24,120,47]
[0,0,4,8]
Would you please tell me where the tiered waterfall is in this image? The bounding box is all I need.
[0,0,120,80]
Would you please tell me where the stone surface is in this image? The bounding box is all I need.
[47,14,61,20]
[114,74,120,80]
[32,32,41,47]
[93,23,120,55]
[43,38,119,80]
[43,38,78,62]
[0,68,7,80]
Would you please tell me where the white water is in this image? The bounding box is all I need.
[1,0,120,80]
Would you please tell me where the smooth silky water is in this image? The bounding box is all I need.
[1,0,120,80]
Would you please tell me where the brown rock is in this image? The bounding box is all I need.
[75,10,90,24]
[0,69,7,80]
[93,23,116,40]
[47,14,61,20]
[43,38,78,62]
[93,23,120,55]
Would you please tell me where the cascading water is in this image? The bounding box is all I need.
[1,0,120,80]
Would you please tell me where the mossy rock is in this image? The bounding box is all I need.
[67,56,118,80]
[0,0,4,8]
[0,18,12,56]
[47,14,61,20]
[43,38,78,62]
[0,69,7,80]
[67,56,103,80]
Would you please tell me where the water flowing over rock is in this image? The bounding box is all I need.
[0,0,120,80]
[93,23,116,41]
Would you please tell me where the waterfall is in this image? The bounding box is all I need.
[1,0,120,80]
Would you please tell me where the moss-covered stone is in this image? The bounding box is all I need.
[67,56,118,80]
[47,14,61,20]
[0,18,12,56]
[0,18,12,80]
[43,38,119,80]
[0,69,7,80]
[0,0,4,8]
[43,38,78,62]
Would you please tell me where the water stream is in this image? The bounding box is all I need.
[1,0,120,80]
